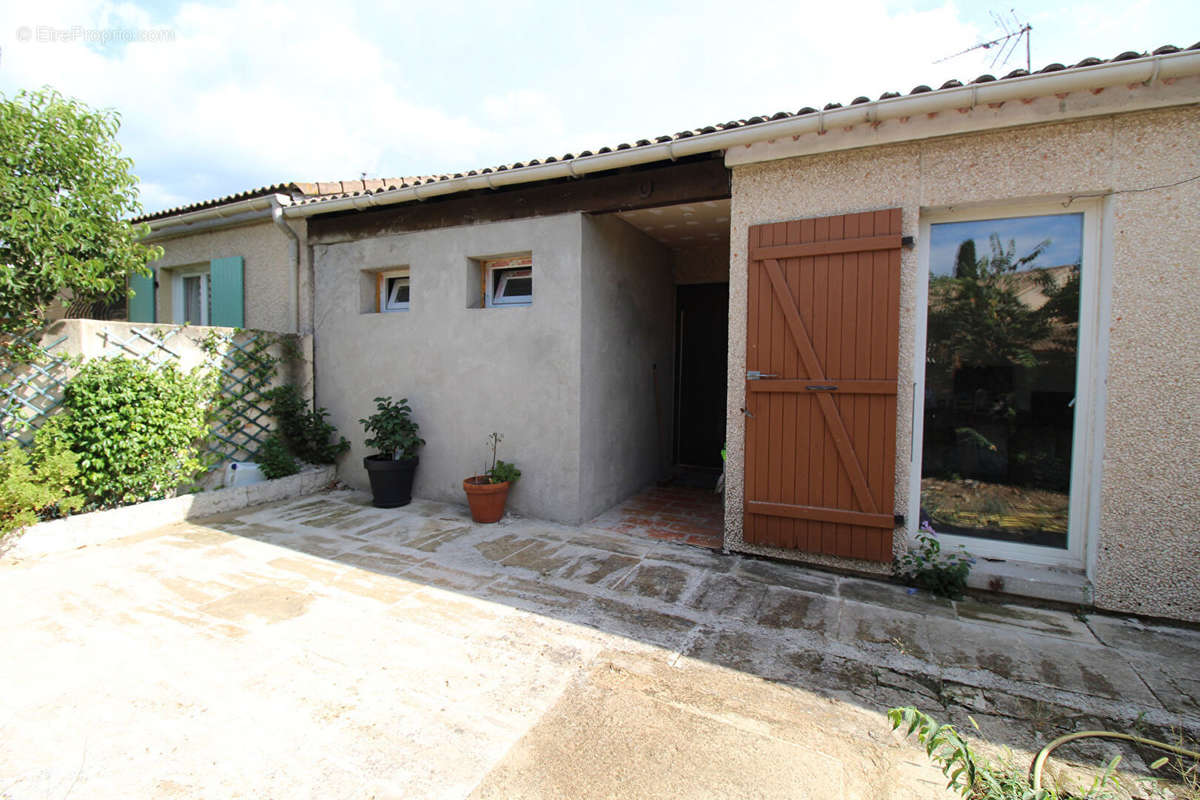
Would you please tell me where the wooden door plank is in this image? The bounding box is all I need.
[757,223,776,546]
[747,379,898,394]
[767,221,787,548]
[746,501,894,529]
[749,234,903,262]
[781,231,800,549]
[744,224,760,545]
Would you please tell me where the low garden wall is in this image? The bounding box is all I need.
[1,319,332,543]
[0,319,313,465]
[4,465,334,559]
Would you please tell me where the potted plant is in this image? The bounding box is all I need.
[359,396,424,508]
[463,432,521,523]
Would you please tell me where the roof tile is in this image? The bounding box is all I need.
[141,43,1192,218]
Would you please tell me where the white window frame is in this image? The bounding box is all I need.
[378,269,410,312]
[910,198,1109,570]
[171,264,210,325]
[485,260,533,308]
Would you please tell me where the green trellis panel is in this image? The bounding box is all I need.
[4,325,288,470]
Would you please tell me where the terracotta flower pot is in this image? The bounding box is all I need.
[463,476,510,523]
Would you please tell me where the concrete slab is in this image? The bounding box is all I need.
[956,598,1098,643]
[1,488,1197,799]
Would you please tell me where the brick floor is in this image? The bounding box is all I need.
[589,485,725,550]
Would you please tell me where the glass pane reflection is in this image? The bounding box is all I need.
[921,214,1083,548]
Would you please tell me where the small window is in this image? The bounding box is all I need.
[171,264,210,325]
[377,269,410,312]
[484,256,533,308]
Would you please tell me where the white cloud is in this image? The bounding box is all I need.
[1,0,1193,213]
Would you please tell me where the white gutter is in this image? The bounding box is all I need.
[141,48,1199,236]
[140,194,287,240]
[282,48,1200,219]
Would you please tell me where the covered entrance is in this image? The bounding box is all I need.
[588,198,731,548]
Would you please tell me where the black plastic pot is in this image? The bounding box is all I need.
[363,455,418,508]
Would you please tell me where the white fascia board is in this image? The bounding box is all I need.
[726,73,1200,167]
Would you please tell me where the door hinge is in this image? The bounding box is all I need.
[746,370,778,381]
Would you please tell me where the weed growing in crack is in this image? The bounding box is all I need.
[895,521,974,600]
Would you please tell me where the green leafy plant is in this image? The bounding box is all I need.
[479,432,521,484]
[0,428,83,536]
[894,521,974,600]
[266,384,349,464]
[889,706,981,795]
[51,357,214,507]
[253,434,299,480]
[0,87,161,346]
[359,396,423,461]
[490,460,521,484]
[887,707,1154,800]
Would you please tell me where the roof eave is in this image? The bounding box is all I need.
[140,48,1200,234]
[285,48,1200,219]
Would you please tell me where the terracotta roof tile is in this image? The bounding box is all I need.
[142,43,1196,219]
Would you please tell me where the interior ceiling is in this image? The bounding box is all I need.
[615,199,730,249]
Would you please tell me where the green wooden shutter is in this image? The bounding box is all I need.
[128,269,156,322]
[209,256,244,328]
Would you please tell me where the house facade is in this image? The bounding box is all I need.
[137,44,1200,622]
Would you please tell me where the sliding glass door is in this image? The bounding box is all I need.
[915,204,1100,564]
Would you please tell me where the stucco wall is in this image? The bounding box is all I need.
[312,214,586,524]
[726,106,1200,619]
[150,220,302,334]
[579,215,676,520]
[1092,108,1200,621]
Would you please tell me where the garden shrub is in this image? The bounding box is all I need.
[254,434,299,480]
[265,384,348,464]
[0,427,83,536]
[53,357,214,506]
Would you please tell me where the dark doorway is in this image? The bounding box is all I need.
[673,283,729,469]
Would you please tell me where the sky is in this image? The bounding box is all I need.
[1,0,1196,214]
[930,213,1084,276]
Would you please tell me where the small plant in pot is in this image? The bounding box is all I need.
[463,432,521,523]
[360,396,424,508]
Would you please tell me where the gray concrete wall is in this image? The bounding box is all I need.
[150,220,302,334]
[312,214,586,524]
[725,106,1200,621]
[579,215,676,521]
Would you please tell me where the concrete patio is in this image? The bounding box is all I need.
[1,489,1197,798]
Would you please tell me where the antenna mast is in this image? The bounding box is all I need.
[936,9,1032,73]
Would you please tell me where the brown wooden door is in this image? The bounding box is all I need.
[743,209,902,562]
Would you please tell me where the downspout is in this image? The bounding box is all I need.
[270,197,302,334]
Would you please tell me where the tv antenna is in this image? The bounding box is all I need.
[937,9,1032,73]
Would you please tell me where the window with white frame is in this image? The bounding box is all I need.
[484,255,533,308]
[913,200,1104,568]
[377,269,410,312]
[171,264,210,325]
